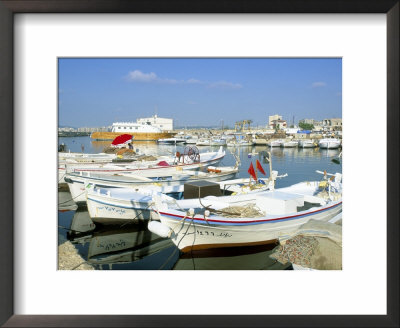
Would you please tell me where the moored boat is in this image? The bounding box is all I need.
[298,139,317,148]
[267,139,283,147]
[150,171,342,252]
[85,173,275,224]
[318,138,341,149]
[157,137,186,144]
[69,147,226,175]
[281,140,299,148]
[65,164,239,203]
[91,121,175,141]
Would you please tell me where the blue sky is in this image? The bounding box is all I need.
[58,58,341,128]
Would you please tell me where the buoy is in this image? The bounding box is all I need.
[148,221,172,238]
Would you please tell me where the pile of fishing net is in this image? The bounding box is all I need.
[103,146,118,154]
[270,219,342,270]
[217,203,265,218]
[116,148,135,157]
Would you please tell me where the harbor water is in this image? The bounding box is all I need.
[58,136,342,270]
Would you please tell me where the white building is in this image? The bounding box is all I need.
[136,115,173,131]
[268,114,282,126]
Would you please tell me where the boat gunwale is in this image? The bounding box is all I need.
[159,201,342,225]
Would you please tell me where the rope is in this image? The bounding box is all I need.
[119,202,155,228]
[58,189,86,205]
[58,225,93,234]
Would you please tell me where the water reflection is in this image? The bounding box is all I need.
[173,245,291,270]
[66,208,178,270]
[61,206,291,270]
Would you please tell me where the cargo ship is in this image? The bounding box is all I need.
[91,121,175,141]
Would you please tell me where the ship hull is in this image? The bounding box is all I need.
[91,131,175,141]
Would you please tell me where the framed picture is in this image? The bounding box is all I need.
[1,0,398,327]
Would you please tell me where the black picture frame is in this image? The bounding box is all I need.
[1,1,398,327]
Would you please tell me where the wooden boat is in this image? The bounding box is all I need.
[65,165,239,203]
[150,171,342,252]
[85,174,274,223]
[69,148,226,175]
[91,121,175,141]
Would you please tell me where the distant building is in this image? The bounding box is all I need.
[299,118,319,126]
[268,114,282,126]
[136,115,173,131]
[322,118,342,131]
[269,119,287,130]
[77,126,110,132]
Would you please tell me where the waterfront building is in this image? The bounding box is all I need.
[268,114,282,126]
[269,119,287,130]
[322,118,342,131]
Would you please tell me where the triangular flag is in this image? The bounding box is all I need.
[256,159,266,175]
[248,162,257,181]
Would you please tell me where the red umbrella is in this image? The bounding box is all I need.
[111,134,133,146]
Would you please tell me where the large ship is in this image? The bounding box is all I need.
[91,121,175,141]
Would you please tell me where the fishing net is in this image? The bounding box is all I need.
[216,203,265,218]
[270,219,342,270]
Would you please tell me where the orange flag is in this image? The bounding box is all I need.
[248,162,257,181]
[256,159,266,175]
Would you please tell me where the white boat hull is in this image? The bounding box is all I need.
[318,139,341,149]
[87,193,160,223]
[66,169,238,203]
[159,201,342,252]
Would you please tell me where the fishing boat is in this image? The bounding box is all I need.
[157,137,186,144]
[227,139,252,147]
[298,139,317,148]
[69,147,226,175]
[209,138,227,146]
[65,165,239,203]
[150,170,342,252]
[281,140,299,148]
[318,138,341,149]
[184,137,199,144]
[267,139,283,147]
[252,138,268,145]
[85,172,275,224]
[91,121,175,141]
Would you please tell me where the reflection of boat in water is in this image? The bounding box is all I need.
[87,225,176,269]
[173,244,291,270]
[58,191,78,212]
[67,208,96,244]
[320,148,341,157]
[66,209,177,269]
